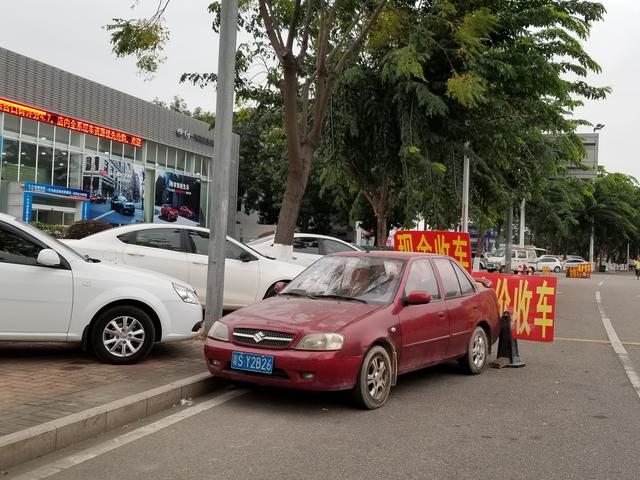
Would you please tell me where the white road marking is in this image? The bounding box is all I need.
[595,278,640,402]
[11,388,248,480]
[93,209,115,220]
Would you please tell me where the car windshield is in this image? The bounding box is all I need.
[16,220,88,262]
[494,248,505,257]
[282,255,405,304]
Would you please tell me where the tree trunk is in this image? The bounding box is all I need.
[476,229,485,257]
[376,214,388,249]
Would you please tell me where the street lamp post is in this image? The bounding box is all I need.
[461,142,470,233]
[203,0,238,335]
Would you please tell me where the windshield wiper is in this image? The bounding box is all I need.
[312,294,367,304]
[280,289,317,299]
[83,255,101,263]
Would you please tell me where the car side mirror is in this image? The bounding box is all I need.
[238,251,256,262]
[37,249,61,267]
[274,281,287,294]
[405,291,431,305]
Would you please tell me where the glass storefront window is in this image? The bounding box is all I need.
[39,123,54,144]
[20,142,37,183]
[112,142,123,162]
[177,150,186,171]
[70,131,83,149]
[145,141,157,164]
[21,118,38,141]
[124,144,135,162]
[3,114,20,136]
[55,126,69,147]
[1,137,19,181]
[85,135,98,153]
[167,147,177,170]
[69,152,82,188]
[37,145,53,184]
[54,149,69,186]
[194,155,201,176]
[186,153,195,174]
[99,138,111,156]
[202,157,210,178]
[157,145,167,168]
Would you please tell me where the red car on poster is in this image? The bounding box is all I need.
[179,205,194,219]
[204,251,501,409]
[160,204,178,222]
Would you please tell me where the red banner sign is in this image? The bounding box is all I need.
[0,97,142,147]
[472,272,558,342]
[394,230,472,272]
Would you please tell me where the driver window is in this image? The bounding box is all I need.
[404,260,440,300]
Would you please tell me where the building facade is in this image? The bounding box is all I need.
[0,47,238,229]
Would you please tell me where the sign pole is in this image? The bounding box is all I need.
[203,0,238,335]
[461,142,469,233]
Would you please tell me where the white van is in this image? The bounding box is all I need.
[487,247,539,273]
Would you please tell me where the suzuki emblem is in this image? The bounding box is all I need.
[253,331,266,343]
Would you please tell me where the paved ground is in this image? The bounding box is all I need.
[5,272,640,479]
[0,340,207,437]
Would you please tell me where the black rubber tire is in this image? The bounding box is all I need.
[90,305,155,364]
[499,266,505,273]
[554,266,561,273]
[263,281,289,299]
[352,346,392,410]
[459,326,488,375]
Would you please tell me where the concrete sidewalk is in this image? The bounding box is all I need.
[0,340,224,470]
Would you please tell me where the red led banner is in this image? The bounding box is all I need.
[0,97,142,147]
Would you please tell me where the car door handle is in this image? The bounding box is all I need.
[438,312,446,319]
[126,253,145,257]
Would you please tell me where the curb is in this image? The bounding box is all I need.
[0,372,225,471]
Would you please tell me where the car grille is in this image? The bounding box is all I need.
[232,328,295,348]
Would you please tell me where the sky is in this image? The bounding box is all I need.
[1,0,638,180]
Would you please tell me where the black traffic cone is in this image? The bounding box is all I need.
[490,311,526,368]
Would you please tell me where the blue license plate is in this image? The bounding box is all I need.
[231,351,274,374]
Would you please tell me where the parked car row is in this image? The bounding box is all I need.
[482,247,588,273]
[1,215,502,409]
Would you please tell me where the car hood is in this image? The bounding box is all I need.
[224,297,385,333]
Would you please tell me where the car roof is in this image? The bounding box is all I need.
[251,233,351,242]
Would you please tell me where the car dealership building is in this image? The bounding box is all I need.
[0,47,238,230]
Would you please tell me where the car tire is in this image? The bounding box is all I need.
[90,305,155,364]
[499,266,505,273]
[554,266,561,273]
[459,326,488,375]
[352,346,392,410]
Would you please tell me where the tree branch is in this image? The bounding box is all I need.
[333,0,388,76]
[297,0,315,71]
[286,0,302,51]
[258,0,285,62]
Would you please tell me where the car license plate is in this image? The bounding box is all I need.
[231,351,274,374]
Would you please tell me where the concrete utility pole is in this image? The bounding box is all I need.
[505,199,513,273]
[519,198,525,247]
[203,0,238,335]
[589,223,594,268]
[461,142,470,232]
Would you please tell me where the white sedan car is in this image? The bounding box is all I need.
[0,213,202,364]
[65,224,305,310]
[536,255,563,273]
[247,233,360,267]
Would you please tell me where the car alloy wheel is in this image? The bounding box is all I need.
[353,346,392,409]
[554,266,561,273]
[460,326,488,375]
[102,316,145,358]
[91,306,155,364]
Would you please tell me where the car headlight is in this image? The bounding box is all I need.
[295,333,344,351]
[208,321,230,341]
[172,283,199,304]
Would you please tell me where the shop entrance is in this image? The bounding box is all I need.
[22,183,89,225]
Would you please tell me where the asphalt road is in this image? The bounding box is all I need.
[8,273,640,480]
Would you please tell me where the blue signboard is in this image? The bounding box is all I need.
[22,183,90,223]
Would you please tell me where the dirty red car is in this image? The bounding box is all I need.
[204,251,500,409]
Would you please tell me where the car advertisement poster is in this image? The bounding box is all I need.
[153,170,201,226]
[84,156,145,224]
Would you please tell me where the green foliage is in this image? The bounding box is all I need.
[65,220,112,240]
[32,222,67,239]
[106,18,169,73]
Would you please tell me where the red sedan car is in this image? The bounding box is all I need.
[160,204,178,222]
[204,251,501,409]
